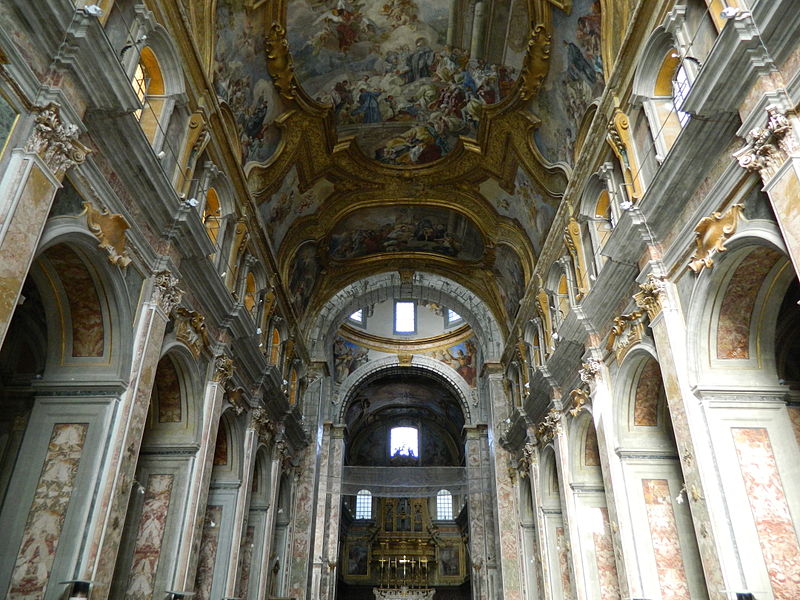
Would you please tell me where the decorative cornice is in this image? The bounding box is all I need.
[733,105,797,180]
[80,201,131,267]
[633,273,668,320]
[152,270,183,314]
[687,203,744,274]
[25,103,89,175]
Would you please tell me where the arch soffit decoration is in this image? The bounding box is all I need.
[308,271,505,361]
[336,355,475,427]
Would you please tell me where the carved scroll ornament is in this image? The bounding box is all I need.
[733,105,797,179]
[213,353,235,384]
[266,22,298,101]
[536,409,562,444]
[25,103,89,175]
[152,270,183,314]
[519,24,552,101]
[568,387,590,417]
[688,203,744,274]
[579,359,602,384]
[81,201,131,267]
[607,310,645,363]
[174,307,210,357]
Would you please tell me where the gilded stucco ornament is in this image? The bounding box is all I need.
[606,109,643,201]
[687,203,745,274]
[25,103,89,175]
[266,22,298,101]
[519,24,552,101]
[563,217,590,297]
[213,353,235,384]
[80,201,131,268]
[633,273,668,320]
[579,359,601,384]
[536,409,562,444]
[568,387,590,417]
[607,310,645,363]
[733,105,798,179]
[173,307,210,358]
[152,270,183,314]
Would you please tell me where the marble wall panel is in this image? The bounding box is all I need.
[125,474,174,599]
[194,505,223,600]
[239,525,255,599]
[156,357,181,423]
[7,423,88,599]
[641,479,690,600]
[584,426,601,467]
[633,359,662,427]
[592,508,620,600]
[717,247,782,359]
[213,427,228,466]
[555,526,574,600]
[732,427,800,599]
[788,406,800,449]
[45,246,104,357]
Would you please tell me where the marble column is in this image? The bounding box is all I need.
[287,443,317,599]
[464,424,491,600]
[80,271,183,599]
[486,372,525,600]
[223,421,258,597]
[633,275,736,600]
[312,423,346,600]
[552,414,583,600]
[585,365,635,600]
[469,1,487,60]
[446,0,460,46]
[254,442,284,600]
[172,372,228,591]
[0,104,88,349]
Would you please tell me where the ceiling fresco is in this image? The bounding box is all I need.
[529,0,604,165]
[327,205,484,261]
[213,0,287,167]
[286,0,528,165]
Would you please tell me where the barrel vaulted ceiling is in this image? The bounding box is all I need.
[201,0,626,337]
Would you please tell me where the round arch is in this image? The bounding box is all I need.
[308,271,504,362]
[335,355,475,426]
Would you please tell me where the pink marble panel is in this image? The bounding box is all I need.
[633,359,662,427]
[194,506,223,600]
[717,247,782,359]
[732,427,800,599]
[156,357,181,423]
[46,246,104,357]
[125,474,174,599]
[592,508,621,600]
[788,406,800,449]
[239,525,255,599]
[641,479,690,600]
[584,426,601,467]
[8,424,88,599]
[556,526,574,600]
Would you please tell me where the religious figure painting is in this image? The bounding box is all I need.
[328,206,484,260]
[287,0,523,165]
[439,545,460,577]
[287,242,321,318]
[333,336,371,382]
[530,0,604,165]
[426,337,478,387]
[494,244,525,324]
[214,0,285,166]
[347,542,369,575]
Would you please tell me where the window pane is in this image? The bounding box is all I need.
[395,301,415,333]
[390,426,418,458]
[447,309,462,324]
[356,490,372,519]
[349,309,363,323]
[437,490,453,520]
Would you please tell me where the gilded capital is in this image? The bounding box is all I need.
[213,353,235,384]
[633,273,668,320]
[25,103,89,175]
[733,105,797,179]
[152,270,183,314]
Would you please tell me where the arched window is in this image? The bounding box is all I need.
[390,426,418,458]
[203,187,221,245]
[437,489,453,520]
[244,272,257,316]
[356,489,372,520]
[288,368,298,405]
[132,46,166,143]
[593,190,613,248]
[269,327,281,365]
[555,273,570,325]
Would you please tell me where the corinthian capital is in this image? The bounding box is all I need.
[152,270,183,314]
[25,103,89,175]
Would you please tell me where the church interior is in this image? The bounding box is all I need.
[0,0,799,599]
